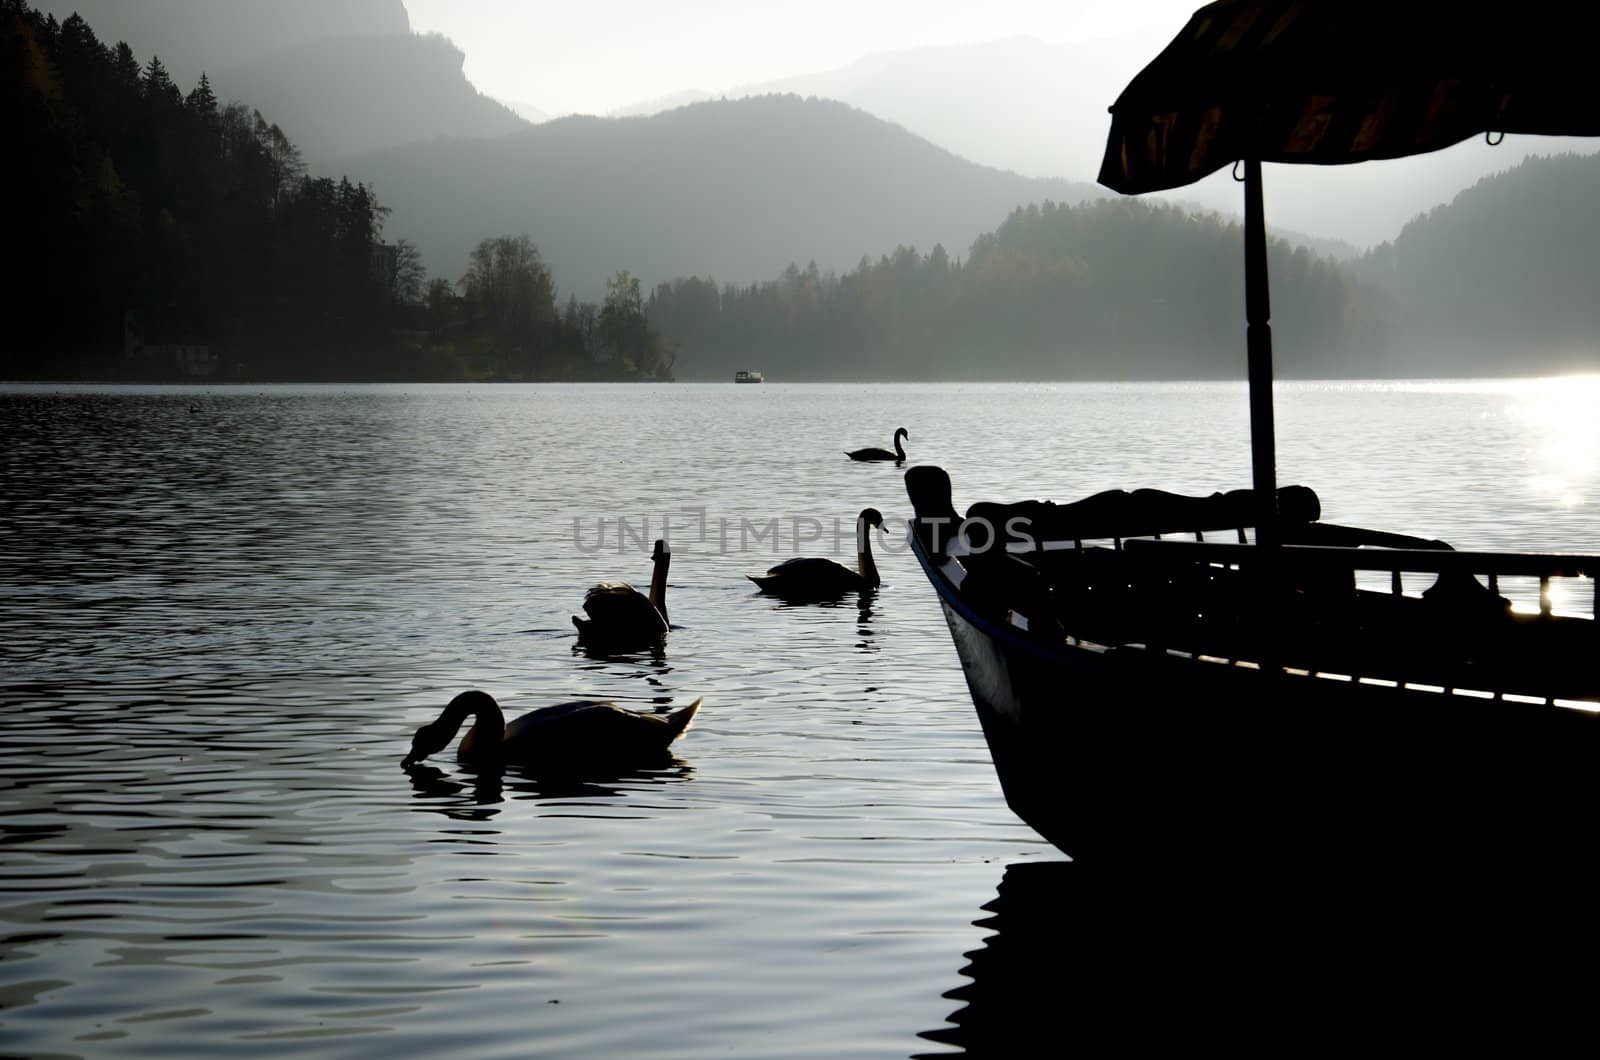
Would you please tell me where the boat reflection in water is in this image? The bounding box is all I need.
[918,859,1600,1053]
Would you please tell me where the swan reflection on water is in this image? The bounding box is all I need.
[571,636,673,669]
[855,598,878,653]
[573,638,671,663]
[404,758,696,818]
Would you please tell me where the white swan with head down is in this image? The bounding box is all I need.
[402,690,701,773]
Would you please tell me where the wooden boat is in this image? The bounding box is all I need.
[905,1,1600,870]
[906,468,1599,867]
[735,370,763,383]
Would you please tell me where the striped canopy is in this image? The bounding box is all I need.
[1099,0,1600,194]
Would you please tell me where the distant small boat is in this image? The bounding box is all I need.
[735,370,763,384]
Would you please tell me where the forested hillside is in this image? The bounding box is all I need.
[2,2,663,382]
[648,200,1390,380]
[4,3,405,377]
[1358,152,1600,375]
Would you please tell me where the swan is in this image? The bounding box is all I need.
[846,427,909,463]
[402,690,701,772]
[573,538,670,649]
[748,508,884,599]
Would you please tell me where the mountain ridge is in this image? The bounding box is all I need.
[599,33,1600,251]
[219,32,526,163]
[344,94,1106,300]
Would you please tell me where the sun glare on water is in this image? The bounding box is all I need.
[1511,374,1600,508]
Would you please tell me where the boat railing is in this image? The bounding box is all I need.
[910,465,1599,702]
[948,535,1599,706]
[1096,537,1597,707]
[1122,539,1598,620]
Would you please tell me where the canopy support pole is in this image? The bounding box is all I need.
[1243,158,1279,549]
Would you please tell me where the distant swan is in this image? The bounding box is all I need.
[402,690,701,772]
[748,508,884,599]
[573,539,670,649]
[846,427,909,463]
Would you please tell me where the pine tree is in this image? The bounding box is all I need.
[186,72,217,116]
[110,41,140,91]
[142,55,179,106]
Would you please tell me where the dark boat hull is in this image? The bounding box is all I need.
[910,531,1600,870]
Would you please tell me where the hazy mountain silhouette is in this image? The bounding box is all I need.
[722,35,1154,182]
[217,33,526,163]
[497,98,552,124]
[607,88,717,119]
[32,0,526,163]
[615,34,1600,251]
[32,0,409,84]
[343,94,1106,300]
[1357,152,1600,375]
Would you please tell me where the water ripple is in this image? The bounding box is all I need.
[2,381,1592,1056]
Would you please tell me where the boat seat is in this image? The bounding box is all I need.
[965,484,1321,553]
[955,548,1066,639]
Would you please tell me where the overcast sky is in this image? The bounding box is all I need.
[404,0,1202,115]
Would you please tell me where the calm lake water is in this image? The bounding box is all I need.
[2,379,1596,1057]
